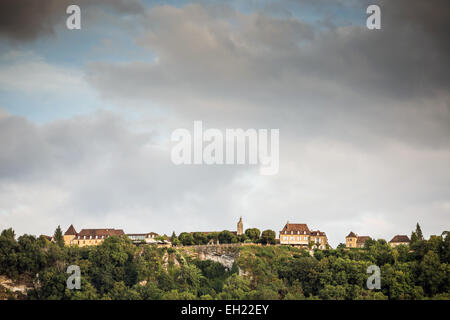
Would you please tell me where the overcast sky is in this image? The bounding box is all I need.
[0,0,449,247]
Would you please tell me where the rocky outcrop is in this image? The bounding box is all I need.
[180,245,240,270]
[0,275,33,300]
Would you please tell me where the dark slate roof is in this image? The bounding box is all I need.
[346,231,357,238]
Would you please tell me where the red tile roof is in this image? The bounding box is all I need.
[311,230,326,236]
[390,235,410,243]
[64,224,77,236]
[346,231,357,238]
[280,223,310,234]
[356,236,370,244]
[76,228,124,239]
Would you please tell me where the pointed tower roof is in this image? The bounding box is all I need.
[64,224,77,236]
[346,231,357,238]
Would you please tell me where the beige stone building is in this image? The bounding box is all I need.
[345,232,371,248]
[389,235,410,247]
[63,225,125,247]
[279,222,328,249]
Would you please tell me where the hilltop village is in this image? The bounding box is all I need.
[43,217,412,250]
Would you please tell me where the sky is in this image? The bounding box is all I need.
[0,0,449,247]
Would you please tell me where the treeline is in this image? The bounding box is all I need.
[0,225,448,300]
[171,228,276,246]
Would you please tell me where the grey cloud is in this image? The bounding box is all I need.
[0,111,252,237]
[0,110,448,246]
[0,0,144,42]
[1,1,449,245]
[87,2,450,149]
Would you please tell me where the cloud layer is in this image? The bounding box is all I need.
[0,0,449,245]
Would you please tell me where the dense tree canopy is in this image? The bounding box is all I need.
[0,226,448,300]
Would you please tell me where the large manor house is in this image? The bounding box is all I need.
[58,218,411,249]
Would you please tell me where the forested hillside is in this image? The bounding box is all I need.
[0,228,448,300]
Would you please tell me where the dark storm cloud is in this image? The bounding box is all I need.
[87,1,450,148]
[1,0,449,245]
[0,0,144,41]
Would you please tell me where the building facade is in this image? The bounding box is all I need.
[127,232,159,244]
[389,235,410,247]
[279,222,328,249]
[345,232,371,248]
[63,225,125,247]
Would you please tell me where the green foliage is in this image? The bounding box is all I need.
[192,232,208,245]
[245,228,261,242]
[0,226,449,300]
[170,231,180,246]
[218,230,237,244]
[261,230,276,245]
[207,232,219,243]
[237,234,248,243]
[53,225,64,248]
[178,232,194,246]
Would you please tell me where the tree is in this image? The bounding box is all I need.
[181,264,205,294]
[237,234,248,243]
[364,238,377,249]
[88,236,138,295]
[411,222,424,245]
[245,228,261,243]
[415,223,424,241]
[105,281,141,300]
[17,234,46,275]
[192,232,208,245]
[419,250,446,295]
[217,274,253,299]
[135,282,163,300]
[218,230,236,244]
[207,232,219,244]
[178,232,194,246]
[170,231,180,246]
[53,225,64,247]
[261,230,276,245]
[0,228,19,278]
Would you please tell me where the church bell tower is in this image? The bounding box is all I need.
[237,217,243,235]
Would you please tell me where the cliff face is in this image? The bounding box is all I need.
[0,275,33,300]
[179,245,241,270]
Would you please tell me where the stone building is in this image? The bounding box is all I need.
[279,222,328,249]
[63,225,125,247]
[389,235,410,247]
[345,232,371,248]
